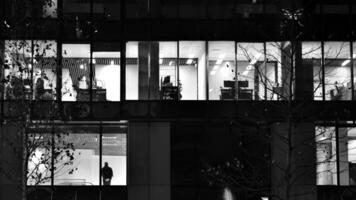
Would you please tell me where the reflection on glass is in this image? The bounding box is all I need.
[93,51,120,101]
[54,131,99,185]
[302,42,323,100]
[316,126,337,185]
[27,133,52,185]
[62,44,90,101]
[324,42,351,100]
[208,41,236,100]
[265,42,283,100]
[101,131,127,185]
[354,42,356,100]
[4,40,57,100]
[179,41,204,100]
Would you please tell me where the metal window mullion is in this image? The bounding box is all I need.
[99,123,103,186]
[351,42,354,100]
[335,125,340,186]
[321,41,325,101]
[235,41,238,101]
[176,41,179,101]
[205,41,209,100]
[89,0,94,103]
[51,123,55,187]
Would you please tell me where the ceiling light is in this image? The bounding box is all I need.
[169,61,174,66]
[216,60,223,65]
[210,70,216,75]
[28,64,32,69]
[80,64,84,69]
[246,65,253,70]
[159,58,163,64]
[242,70,249,75]
[213,65,219,70]
[186,59,193,65]
[209,88,214,92]
[342,59,350,66]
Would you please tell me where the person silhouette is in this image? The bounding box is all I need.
[101,162,113,186]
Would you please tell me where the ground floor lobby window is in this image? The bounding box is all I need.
[27,122,127,186]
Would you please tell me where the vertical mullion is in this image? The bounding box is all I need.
[176,41,179,100]
[205,41,209,100]
[264,42,267,100]
[335,125,340,186]
[321,41,325,101]
[351,42,354,100]
[234,41,238,101]
[99,123,103,186]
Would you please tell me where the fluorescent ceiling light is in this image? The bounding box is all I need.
[242,70,249,76]
[210,70,216,75]
[186,59,193,65]
[216,60,223,65]
[342,60,350,66]
[80,64,84,69]
[246,65,253,70]
[209,88,214,92]
[213,65,219,70]
[169,61,174,66]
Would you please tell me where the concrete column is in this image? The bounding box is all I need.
[271,123,316,200]
[0,123,24,200]
[295,43,314,101]
[138,42,160,100]
[128,122,170,200]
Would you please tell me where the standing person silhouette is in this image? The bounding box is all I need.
[101,162,113,186]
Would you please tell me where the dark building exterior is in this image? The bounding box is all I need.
[1,0,356,200]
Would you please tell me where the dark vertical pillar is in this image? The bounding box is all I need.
[149,42,160,100]
[128,122,171,200]
[295,42,313,100]
[281,42,292,100]
[138,42,150,100]
[271,123,316,200]
[138,42,160,100]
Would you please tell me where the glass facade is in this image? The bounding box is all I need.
[317,126,356,186]
[3,40,356,102]
[26,123,127,186]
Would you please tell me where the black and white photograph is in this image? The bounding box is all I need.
[1,0,356,200]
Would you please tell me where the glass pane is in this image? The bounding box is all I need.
[179,41,205,100]
[324,42,351,100]
[4,40,57,100]
[316,126,337,185]
[126,42,139,100]
[339,127,356,185]
[208,41,236,100]
[27,132,52,185]
[102,125,127,186]
[62,44,90,101]
[54,126,99,185]
[93,0,121,20]
[237,43,264,100]
[93,45,120,101]
[159,42,178,100]
[302,42,322,100]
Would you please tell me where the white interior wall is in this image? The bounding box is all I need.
[95,64,120,101]
[179,65,197,100]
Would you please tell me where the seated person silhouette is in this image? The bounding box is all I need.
[101,162,113,186]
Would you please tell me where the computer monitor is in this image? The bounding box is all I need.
[238,80,248,88]
[224,80,235,88]
[163,76,171,84]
